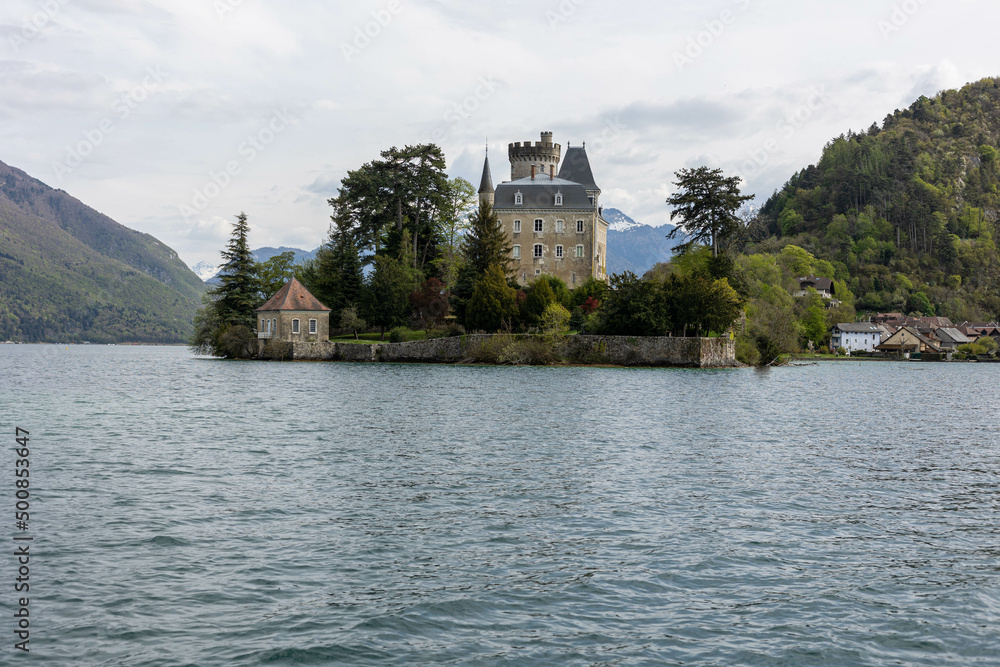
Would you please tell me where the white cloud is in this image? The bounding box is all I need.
[0,0,997,264]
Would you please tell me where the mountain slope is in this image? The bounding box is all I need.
[757,77,1000,321]
[605,208,683,276]
[0,160,206,342]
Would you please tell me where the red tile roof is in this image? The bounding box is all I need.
[256,277,331,312]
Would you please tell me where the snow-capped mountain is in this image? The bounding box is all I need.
[193,247,321,284]
[603,208,643,232]
[604,208,685,276]
[190,261,220,281]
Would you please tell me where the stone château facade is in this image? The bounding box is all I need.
[479,131,609,286]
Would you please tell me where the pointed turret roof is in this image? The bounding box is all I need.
[256,277,331,312]
[479,153,494,194]
[558,145,600,191]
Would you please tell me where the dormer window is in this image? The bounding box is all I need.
[588,196,595,206]
[555,192,563,206]
[514,191,523,206]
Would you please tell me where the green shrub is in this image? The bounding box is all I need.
[541,303,571,334]
[735,334,761,366]
[388,327,407,343]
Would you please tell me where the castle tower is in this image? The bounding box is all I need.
[478,150,494,207]
[508,131,561,180]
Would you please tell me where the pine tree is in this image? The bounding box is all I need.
[189,212,261,357]
[308,224,365,314]
[362,255,414,338]
[462,201,513,277]
[466,263,519,332]
[666,167,754,258]
[214,212,261,327]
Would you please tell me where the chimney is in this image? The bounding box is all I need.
[550,165,555,180]
[531,164,536,180]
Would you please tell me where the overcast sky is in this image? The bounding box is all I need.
[1,0,997,267]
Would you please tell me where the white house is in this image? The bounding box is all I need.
[831,322,884,354]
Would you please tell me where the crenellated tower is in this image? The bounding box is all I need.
[508,131,561,180]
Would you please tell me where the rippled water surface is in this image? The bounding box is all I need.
[2,345,999,665]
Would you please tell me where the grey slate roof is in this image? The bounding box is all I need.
[557,146,600,191]
[935,328,972,345]
[479,155,494,194]
[494,177,595,210]
[835,323,881,334]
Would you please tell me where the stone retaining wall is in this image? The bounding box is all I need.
[263,334,737,368]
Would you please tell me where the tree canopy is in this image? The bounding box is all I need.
[666,166,754,257]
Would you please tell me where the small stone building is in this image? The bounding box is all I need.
[256,277,331,343]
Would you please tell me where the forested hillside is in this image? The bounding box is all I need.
[756,77,1000,322]
[0,160,206,342]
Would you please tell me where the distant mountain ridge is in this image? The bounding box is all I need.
[195,246,319,284]
[604,207,683,276]
[0,159,206,343]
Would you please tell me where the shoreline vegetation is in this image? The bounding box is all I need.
[192,82,1000,364]
[257,333,739,368]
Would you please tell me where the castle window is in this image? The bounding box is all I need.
[309,319,317,334]
[588,196,595,206]
[292,319,300,334]
[272,318,277,332]
[556,219,564,233]
[533,244,543,258]
[535,269,541,276]
[513,219,521,233]
[513,245,521,259]
[515,192,523,206]
[522,272,527,283]
[576,220,585,233]
[534,219,543,233]
[260,319,265,331]
[555,192,563,206]
[556,245,564,258]
[575,245,584,258]
[572,272,577,285]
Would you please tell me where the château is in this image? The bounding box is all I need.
[479,131,609,286]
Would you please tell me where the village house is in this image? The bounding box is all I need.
[256,277,331,343]
[479,132,609,287]
[793,276,842,308]
[831,322,884,354]
[933,327,973,351]
[956,321,1000,344]
[875,325,942,358]
[794,276,836,299]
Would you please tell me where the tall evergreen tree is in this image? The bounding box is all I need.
[303,223,365,315]
[190,212,261,357]
[214,212,261,327]
[466,264,519,332]
[330,144,449,270]
[362,255,415,338]
[666,167,754,258]
[462,200,513,277]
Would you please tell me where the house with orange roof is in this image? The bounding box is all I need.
[256,277,331,344]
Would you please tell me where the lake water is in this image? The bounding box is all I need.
[2,345,999,665]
